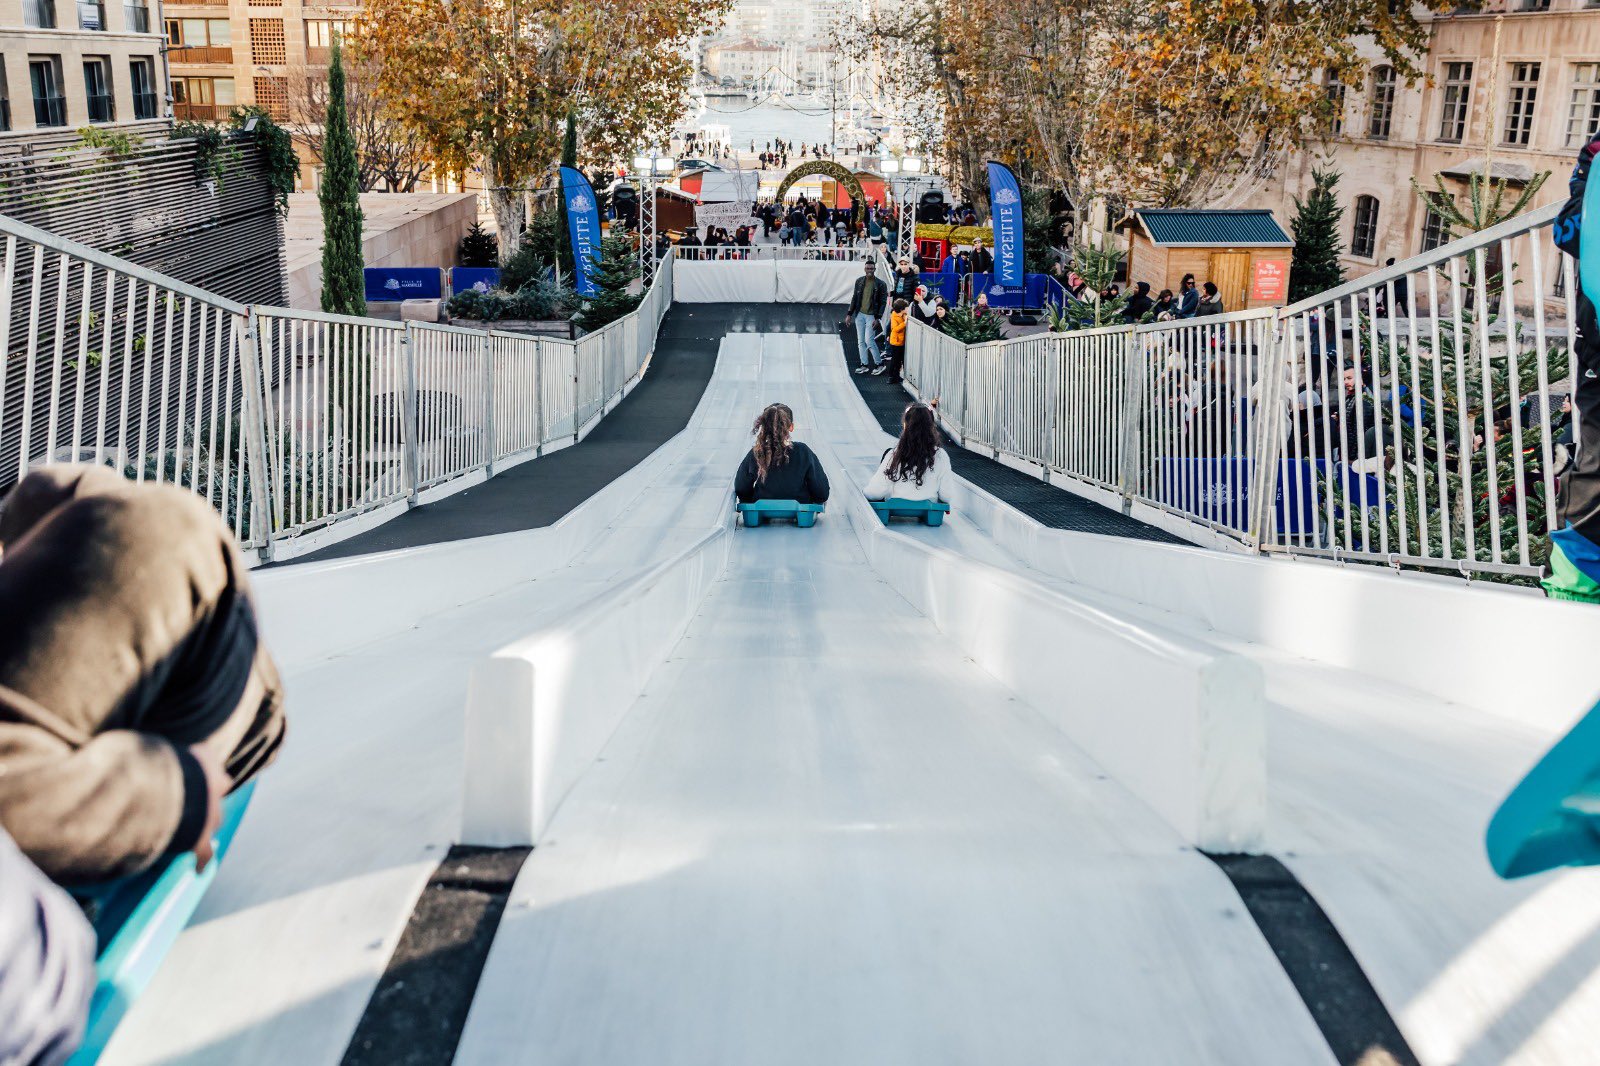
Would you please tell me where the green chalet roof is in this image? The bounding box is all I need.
[1121,209,1294,248]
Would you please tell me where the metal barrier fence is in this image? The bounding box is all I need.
[906,200,1572,582]
[0,211,676,563]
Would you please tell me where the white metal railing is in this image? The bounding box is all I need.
[0,211,676,563]
[904,200,1572,582]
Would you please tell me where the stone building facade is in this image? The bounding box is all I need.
[0,0,168,140]
[1250,0,1600,297]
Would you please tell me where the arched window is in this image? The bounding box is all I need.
[1420,206,1452,252]
[1352,195,1380,259]
[1368,66,1396,140]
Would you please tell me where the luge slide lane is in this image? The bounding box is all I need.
[101,331,1600,1066]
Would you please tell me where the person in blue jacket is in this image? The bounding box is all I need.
[1176,273,1201,318]
[1545,131,1600,600]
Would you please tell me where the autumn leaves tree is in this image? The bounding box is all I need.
[842,0,1453,216]
[360,0,728,256]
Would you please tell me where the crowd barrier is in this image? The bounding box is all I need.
[0,213,675,563]
[906,200,1572,581]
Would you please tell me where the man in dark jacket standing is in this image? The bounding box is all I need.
[1545,133,1600,600]
[970,240,995,276]
[846,260,889,374]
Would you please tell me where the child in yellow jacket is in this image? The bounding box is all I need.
[885,299,909,383]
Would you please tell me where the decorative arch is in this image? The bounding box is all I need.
[774,160,869,223]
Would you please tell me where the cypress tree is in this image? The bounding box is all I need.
[319,35,365,317]
[1288,167,1345,303]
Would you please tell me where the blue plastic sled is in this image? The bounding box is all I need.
[870,499,951,526]
[738,500,824,527]
[69,781,257,1064]
[1486,699,1600,879]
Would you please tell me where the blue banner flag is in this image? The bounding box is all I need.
[986,161,1025,288]
[561,166,602,298]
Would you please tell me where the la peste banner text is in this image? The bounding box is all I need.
[986,161,1025,288]
[561,166,602,297]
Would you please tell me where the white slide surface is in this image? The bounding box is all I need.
[453,335,1329,1064]
[102,326,1600,1066]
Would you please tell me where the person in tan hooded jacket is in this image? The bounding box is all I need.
[0,464,285,885]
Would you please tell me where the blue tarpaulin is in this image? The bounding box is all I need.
[364,268,442,302]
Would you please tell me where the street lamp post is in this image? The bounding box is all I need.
[880,153,926,262]
[629,151,676,284]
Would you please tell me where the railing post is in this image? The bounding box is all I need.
[1115,327,1146,513]
[533,337,546,455]
[481,330,495,475]
[400,322,420,505]
[235,307,276,560]
[1246,316,1288,551]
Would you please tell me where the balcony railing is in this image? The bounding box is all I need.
[168,46,234,64]
[77,0,105,28]
[33,94,67,128]
[173,101,217,121]
[124,3,149,31]
[86,92,114,123]
[132,90,159,119]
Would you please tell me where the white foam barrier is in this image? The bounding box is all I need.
[775,261,859,304]
[826,453,1267,852]
[672,259,778,303]
[940,475,1600,734]
[460,515,733,847]
[252,430,689,672]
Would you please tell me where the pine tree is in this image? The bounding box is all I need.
[319,35,365,317]
[457,222,499,267]
[574,233,643,332]
[1052,243,1127,331]
[1288,168,1345,303]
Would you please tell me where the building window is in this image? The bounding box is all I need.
[1503,63,1539,147]
[77,0,105,29]
[305,19,352,47]
[249,18,287,66]
[1352,195,1380,260]
[83,57,114,122]
[1324,70,1346,137]
[1439,61,1473,143]
[29,57,67,128]
[123,0,148,31]
[130,57,158,119]
[173,75,234,121]
[252,75,287,120]
[1368,65,1396,140]
[168,18,233,60]
[1421,206,1452,252]
[0,68,9,132]
[23,0,56,28]
[1570,64,1600,149]
[1519,0,1550,9]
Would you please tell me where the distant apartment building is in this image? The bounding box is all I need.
[0,0,167,140]
[1253,0,1600,295]
[703,40,779,87]
[163,0,354,182]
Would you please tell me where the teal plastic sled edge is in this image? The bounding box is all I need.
[70,781,257,1064]
[1486,698,1600,879]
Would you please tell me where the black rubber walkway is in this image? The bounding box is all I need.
[839,329,1182,543]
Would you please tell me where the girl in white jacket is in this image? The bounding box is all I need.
[864,402,952,502]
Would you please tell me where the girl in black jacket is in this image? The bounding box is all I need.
[734,404,831,504]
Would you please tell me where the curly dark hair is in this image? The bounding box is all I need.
[751,403,795,483]
[888,403,940,486]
